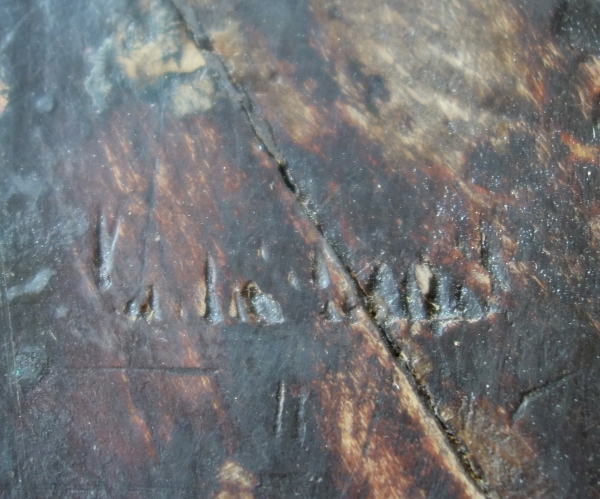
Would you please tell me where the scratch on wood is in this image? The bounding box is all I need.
[0,239,23,499]
[205,254,223,324]
[512,371,579,424]
[63,366,219,375]
[275,380,285,438]
[96,209,120,290]
[297,388,308,445]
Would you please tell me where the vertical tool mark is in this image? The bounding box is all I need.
[312,249,331,289]
[286,269,301,290]
[205,254,223,324]
[275,380,286,438]
[369,263,404,322]
[234,286,249,322]
[297,388,308,445]
[324,300,343,323]
[126,285,160,322]
[96,209,120,290]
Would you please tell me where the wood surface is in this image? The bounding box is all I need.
[0,0,598,497]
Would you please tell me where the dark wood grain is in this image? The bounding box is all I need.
[0,0,597,497]
[172,0,600,497]
[0,1,485,498]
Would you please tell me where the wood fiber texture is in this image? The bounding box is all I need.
[0,0,598,498]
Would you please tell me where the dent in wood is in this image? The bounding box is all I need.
[242,282,284,324]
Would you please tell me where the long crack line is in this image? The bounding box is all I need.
[171,1,491,495]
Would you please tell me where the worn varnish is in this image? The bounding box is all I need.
[0,0,598,497]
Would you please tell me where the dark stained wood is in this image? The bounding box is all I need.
[174,0,600,497]
[0,1,485,498]
[0,0,597,498]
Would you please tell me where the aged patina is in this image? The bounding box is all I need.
[0,0,598,497]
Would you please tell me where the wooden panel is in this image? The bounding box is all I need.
[0,0,597,497]
[173,0,600,497]
[0,1,483,497]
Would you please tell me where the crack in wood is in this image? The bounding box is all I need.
[169,1,490,493]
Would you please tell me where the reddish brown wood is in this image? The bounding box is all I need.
[0,0,598,497]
